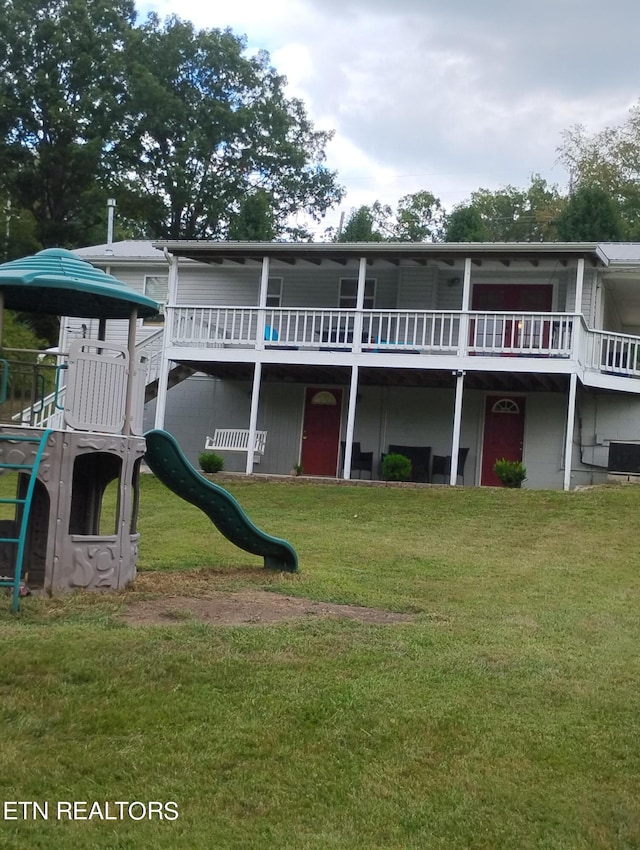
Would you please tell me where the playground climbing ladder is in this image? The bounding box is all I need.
[0,430,51,612]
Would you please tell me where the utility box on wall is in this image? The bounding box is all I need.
[607,442,640,481]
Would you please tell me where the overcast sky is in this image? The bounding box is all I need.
[139,0,640,232]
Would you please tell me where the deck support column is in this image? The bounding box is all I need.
[449,370,465,485]
[124,306,137,435]
[457,258,472,356]
[343,365,359,479]
[574,258,585,313]
[256,256,270,350]
[563,371,578,491]
[246,362,262,475]
[154,249,178,430]
[352,257,367,353]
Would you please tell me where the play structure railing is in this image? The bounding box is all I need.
[0,350,61,427]
[11,329,167,430]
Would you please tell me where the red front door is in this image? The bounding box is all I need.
[481,395,526,486]
[472,284,553,350]
[300,388,343,476]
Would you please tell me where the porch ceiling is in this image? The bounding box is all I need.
[177,360,569,392]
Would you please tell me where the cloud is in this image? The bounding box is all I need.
[139,0,640,220]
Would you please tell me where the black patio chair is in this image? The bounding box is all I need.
[340,441,373,479]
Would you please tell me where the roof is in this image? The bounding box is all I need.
[153,240,605,266]
[74,240,167,262]
[0,248,161,319]
[596,243,640,265]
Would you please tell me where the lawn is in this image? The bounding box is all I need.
[1,477,640,849]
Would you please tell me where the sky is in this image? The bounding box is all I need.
[139,0,640,233]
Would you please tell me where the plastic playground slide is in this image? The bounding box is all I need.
[143,429,298,572]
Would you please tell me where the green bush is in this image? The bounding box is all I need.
[493,458,527,488]
[382,453,412,482]
[198,452,224,474]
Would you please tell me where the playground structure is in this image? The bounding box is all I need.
[0,249,298,612]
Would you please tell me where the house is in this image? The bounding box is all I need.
[73,240,640,489]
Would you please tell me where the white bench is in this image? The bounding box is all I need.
[204,429,267,464]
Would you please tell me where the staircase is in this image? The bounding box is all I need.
[0,430,51,611]
[15,328,193,429]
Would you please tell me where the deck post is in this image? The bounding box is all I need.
[343,364,359,479]
[352,257,367,353]
[563,371,578,491]
[123,306,137,435]
[245,361,262,474]
[574,258,585,313]
[154,248,178,430]
[458,257,472,355]
[449,370,465,485]
[256,256,269,350]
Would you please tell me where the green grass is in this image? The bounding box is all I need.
[1,478,640,849]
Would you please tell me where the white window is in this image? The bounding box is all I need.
[143,275,169,324]
[266,277,283,308]
[339,278,375,309]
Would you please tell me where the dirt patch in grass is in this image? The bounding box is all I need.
[122,591,414,627]
[119,569,416,626]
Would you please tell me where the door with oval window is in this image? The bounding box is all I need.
[300,388,343,476]
[481,395,525,485]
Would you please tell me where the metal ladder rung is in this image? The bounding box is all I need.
[0,497,27,505]
[0,537,19,543]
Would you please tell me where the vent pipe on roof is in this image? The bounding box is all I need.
[106,198,116,248]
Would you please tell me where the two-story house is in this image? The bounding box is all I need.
[74,240,640,489]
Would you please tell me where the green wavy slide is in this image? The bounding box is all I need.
[144,429,298,572]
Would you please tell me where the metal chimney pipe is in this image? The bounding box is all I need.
[107,198,116,246]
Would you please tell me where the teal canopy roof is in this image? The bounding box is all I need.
[0,248,161,319]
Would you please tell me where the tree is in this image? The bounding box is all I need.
[452,177,564,242]
[0,3,343,245]
[337,191,443,242]
[227,191,276,241]
[393,191,444,242]
[444,205,489,242]
[113,14,343,240]
[337,205,385,242]
[555,184,623,241]
[0,0,137,247]
[558,104,640,238]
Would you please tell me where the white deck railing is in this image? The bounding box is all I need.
[166,306,579,358]
[584,329,640,378]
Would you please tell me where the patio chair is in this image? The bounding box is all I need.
[431,448,470,484]
[341,441,374,479]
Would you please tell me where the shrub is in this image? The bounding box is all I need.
[198,452,224,474]
[382,453,412,482]
[493,458,527,488]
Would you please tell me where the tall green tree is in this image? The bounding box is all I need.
[558,104,640,238]
[337,205,385,242]
[444,205,489,242]
[555,184,623,241]
[0,2,343,245]
[337,191,443,242]
[113,14,343,240]
[0,0,136,247]
[452,176,564,242]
